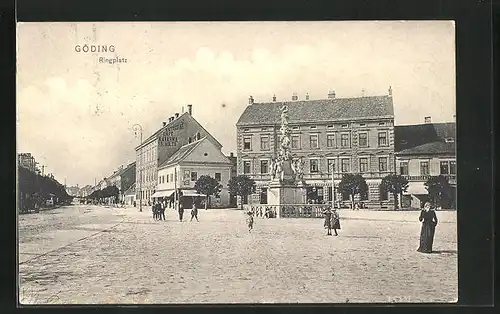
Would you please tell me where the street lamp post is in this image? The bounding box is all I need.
[133,124,143,212]
[331,164,336,209]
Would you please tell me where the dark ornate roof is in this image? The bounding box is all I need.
[236,96,394,126]
[394,122,456,152]
[396,141,456,156]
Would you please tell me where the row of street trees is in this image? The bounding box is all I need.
[18,166,72,211]
[219,173,453,210]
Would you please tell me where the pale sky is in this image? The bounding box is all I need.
[16,21,456,187]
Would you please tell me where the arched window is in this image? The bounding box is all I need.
[196,132,201,140]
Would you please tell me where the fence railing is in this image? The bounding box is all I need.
[249,204,330,218]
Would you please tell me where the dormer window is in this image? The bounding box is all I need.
[359,123,366,127]
[379,122,385,126]
[243,128,249,132]
[341,124,348,128]
[262,127,268,131]
[310,126,317,129]
[445,137,455,143]
[327,125,334,129]
[292,126,299,130]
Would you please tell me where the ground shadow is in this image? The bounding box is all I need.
[432,250,457,254]
[342,235,382,239]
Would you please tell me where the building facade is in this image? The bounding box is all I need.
[134,105,223,205]
[395,121,456,209]
[154,137,233,207]
[106,162,136,202]
[236,89,396,208]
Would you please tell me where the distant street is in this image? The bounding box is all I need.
[19,206,457,304]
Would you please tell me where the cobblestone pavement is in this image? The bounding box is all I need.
[18,205,457,304]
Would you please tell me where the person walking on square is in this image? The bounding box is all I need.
[190,202,199,222]
[331,208,341,236]
[246,209,254,232]
[160,201,166,221]
[322,208,332,235]
[178,202,184,222]
[417,202,438,253]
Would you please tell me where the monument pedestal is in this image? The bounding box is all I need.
[267,178,306,218]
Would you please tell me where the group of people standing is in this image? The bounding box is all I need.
[152,200,199,222]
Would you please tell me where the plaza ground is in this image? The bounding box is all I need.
[18,205,457,304]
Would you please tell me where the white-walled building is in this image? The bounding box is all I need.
[154,137,233,208]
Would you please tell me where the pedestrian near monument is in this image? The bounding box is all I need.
[190,202,199,222]
[160,201,166,221]
[417,202,438,253]
[246,209,254,232]
[178,202,184,221]
[322,208,332,236]
[331,208,341,236]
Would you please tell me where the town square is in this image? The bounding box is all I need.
[19,204,457,304]
[17,21,457,304]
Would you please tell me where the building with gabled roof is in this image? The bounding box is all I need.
[154,137,233,208]
[395,120,456,209]
[134,105,223,206]
[236,89,396,208]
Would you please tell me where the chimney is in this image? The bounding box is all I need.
[292,93,298,101]
[182,106,185,113]
[272,94,276,102]
[328,90,336,99]
[388,86,393,97]
[248,95,254,105]
[187,104,193,115]
[424,116,432,124]
[230,152,234,157]
[305,92,309,100]
[175,113,179,119]
[170,116,175,122]
[163,122,166,127]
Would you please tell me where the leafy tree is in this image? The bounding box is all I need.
[337,173,368,209]
[194,175,222,210]
[227,175,256,210]
[381,174,409,210]
[424,175,452,208]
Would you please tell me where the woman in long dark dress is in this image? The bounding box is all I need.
[331,209,341,236]
[417,202,438,253]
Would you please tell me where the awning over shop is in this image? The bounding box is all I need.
[151,190,174,198]
[182,192,207,197]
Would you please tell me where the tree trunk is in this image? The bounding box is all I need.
[240,195,243,210]
[351,194,355,210]
[205,195,208,210]
[394,192,399,210]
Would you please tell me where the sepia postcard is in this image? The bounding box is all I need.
[17,21,457,304]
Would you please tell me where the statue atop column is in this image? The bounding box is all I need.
[279,105,292,161]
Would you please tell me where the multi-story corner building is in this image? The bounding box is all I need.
[155,137,233,208]
[135,105,223,205]
[236,89,396,208]
[395,119,456,209]
[18,153,36,172]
